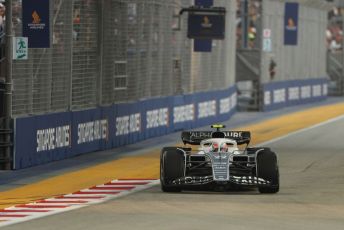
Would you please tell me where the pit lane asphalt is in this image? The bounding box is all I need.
[2,107,344,229]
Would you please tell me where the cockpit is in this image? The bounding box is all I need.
[199,138,239,154]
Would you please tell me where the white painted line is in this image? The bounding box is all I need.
[94,185,137,188]
[60,194,106,198]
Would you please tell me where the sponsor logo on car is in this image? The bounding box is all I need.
[223,131,242,138]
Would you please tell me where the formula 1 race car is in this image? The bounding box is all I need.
[160,125,279,193]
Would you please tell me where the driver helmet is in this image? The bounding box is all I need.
[220,143,228,152]
[211,142,219,152]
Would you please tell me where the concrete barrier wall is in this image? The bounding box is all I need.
[263,78,328,111]
[13,86,237,169]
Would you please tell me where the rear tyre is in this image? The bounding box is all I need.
[160,147,184,192]
[256,150,279,194]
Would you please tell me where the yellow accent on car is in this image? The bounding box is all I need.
[211,124,225,129]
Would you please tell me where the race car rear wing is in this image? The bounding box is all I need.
[181,131,251,145]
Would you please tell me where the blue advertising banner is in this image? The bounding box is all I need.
[193,0,213,52]
[22,0,50,48]
[262,78,328,111]
[14,86,238,169]
[188,14,225,40]
[195,0,213,8]
[194,39,212,52]
[284,2,299,45]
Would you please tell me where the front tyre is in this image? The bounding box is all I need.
[160,147,184,193]
[256,150,279,194]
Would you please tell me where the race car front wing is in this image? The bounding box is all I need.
[171,175,271,186]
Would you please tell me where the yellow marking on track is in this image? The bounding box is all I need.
[0,102,344,209]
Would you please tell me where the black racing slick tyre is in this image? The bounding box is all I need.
[160,147,184,193]
[256,150,279,194]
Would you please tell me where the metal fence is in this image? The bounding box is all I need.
[326,4,344,96]
[235,0,330,111]
[260,0,328,84]
[6,0,236,117]
[327,51,344,95]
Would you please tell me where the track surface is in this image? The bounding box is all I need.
[2,116,344,229]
